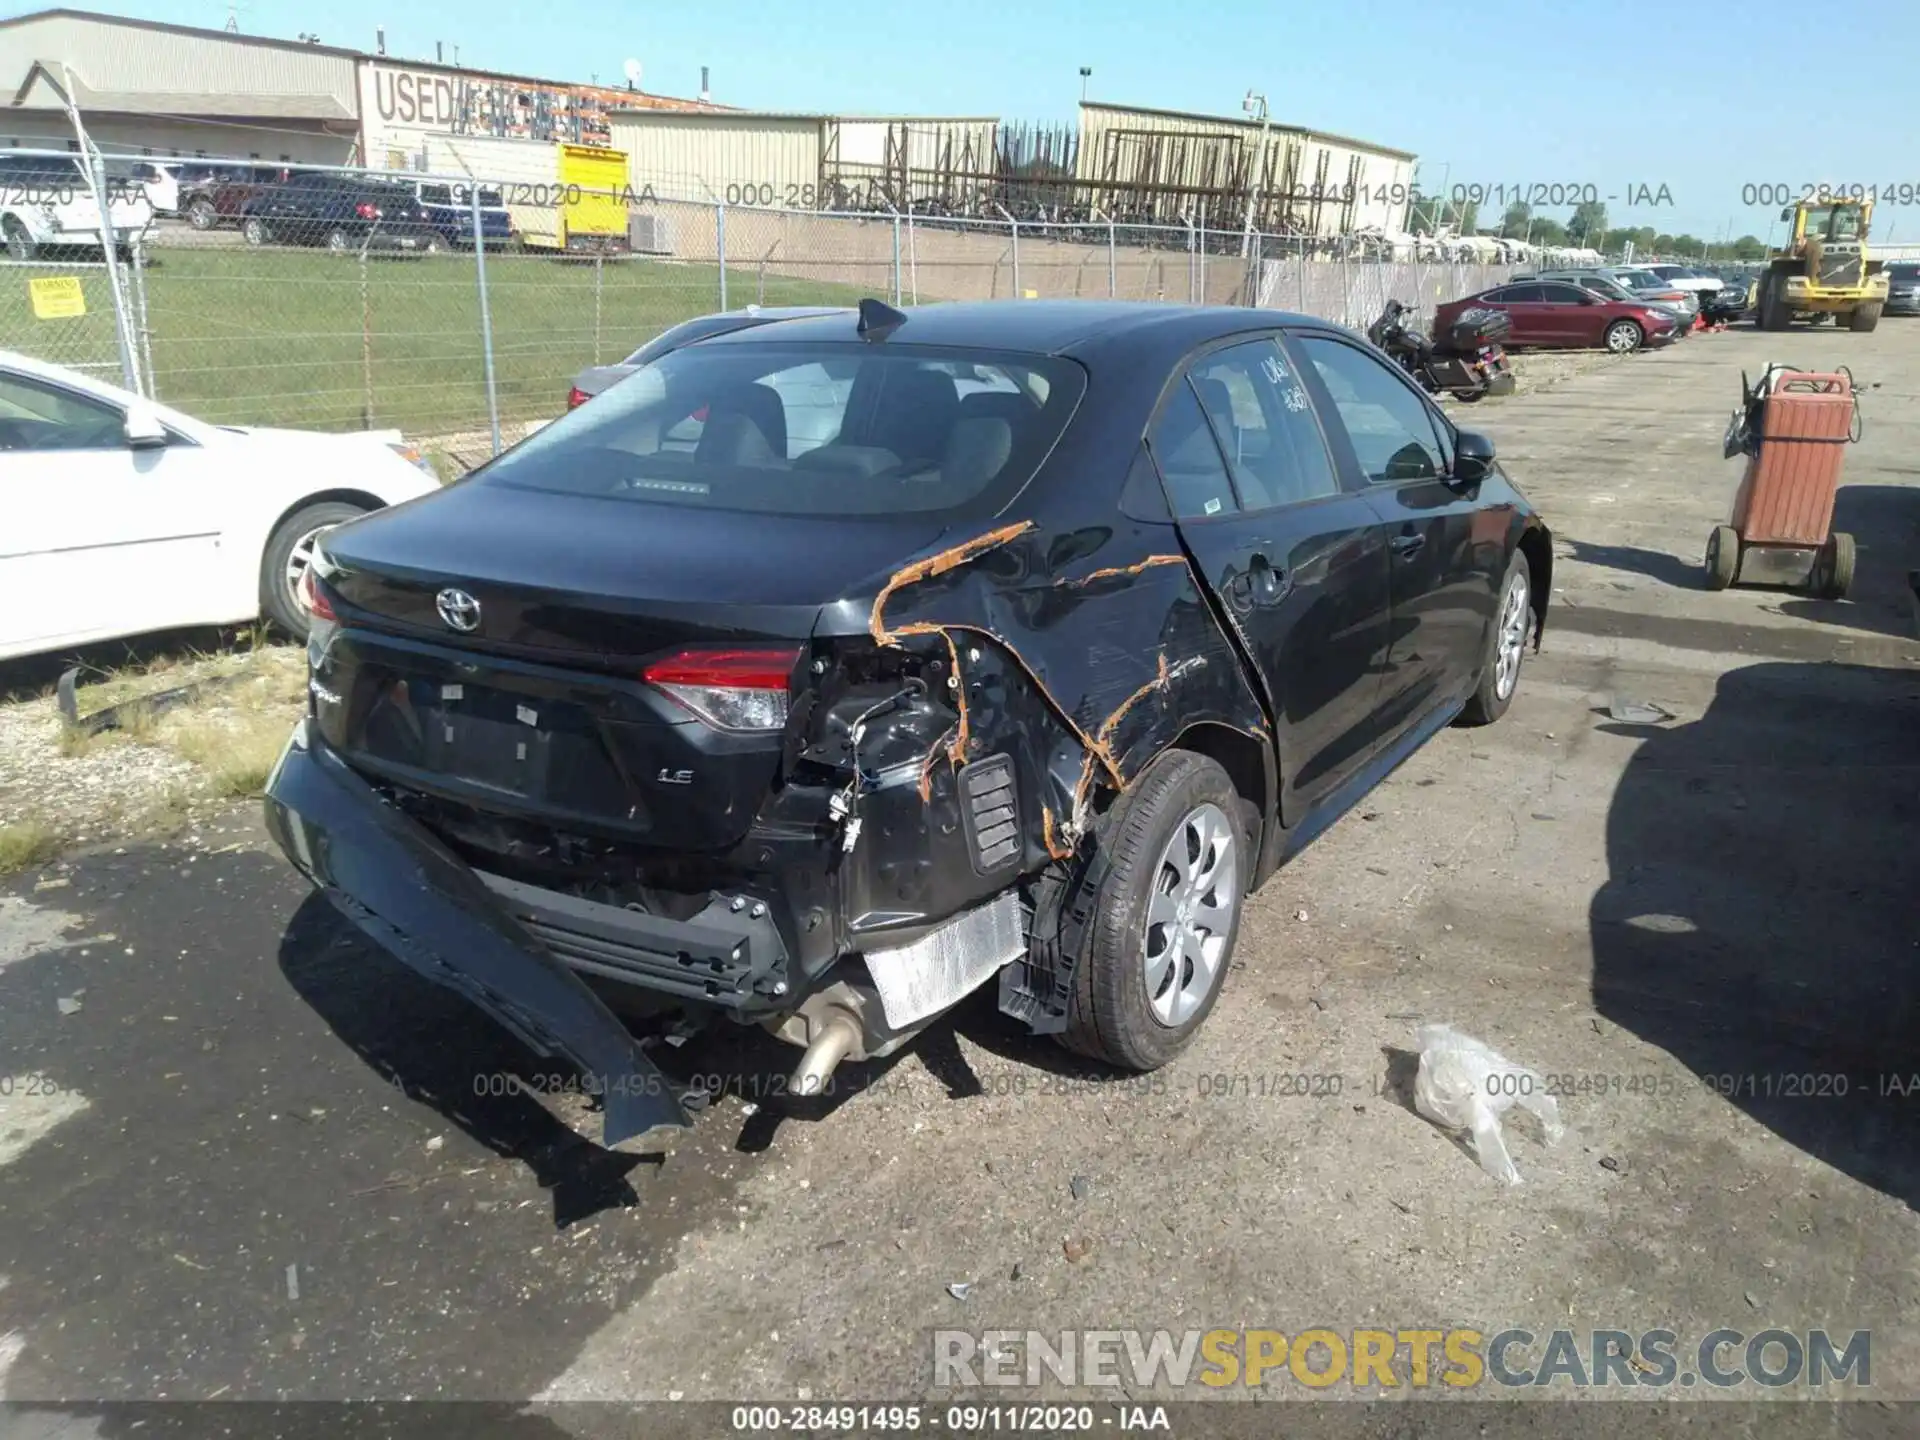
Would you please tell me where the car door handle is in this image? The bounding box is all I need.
[1391,533,1427,559]
[1226,554,1291,609]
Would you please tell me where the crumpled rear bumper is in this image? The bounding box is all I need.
[262,718,692,1146]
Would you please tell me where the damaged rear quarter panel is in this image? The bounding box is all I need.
[848,507,1270,909]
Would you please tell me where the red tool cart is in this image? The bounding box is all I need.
[1707,365,1862,597]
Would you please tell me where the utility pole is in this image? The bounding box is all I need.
[1238,89,1269,260]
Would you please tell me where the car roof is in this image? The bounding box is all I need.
[693,299,1338,362]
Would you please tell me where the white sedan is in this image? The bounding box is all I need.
[0,351,441,662]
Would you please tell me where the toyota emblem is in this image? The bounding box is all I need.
[435,587,482,632]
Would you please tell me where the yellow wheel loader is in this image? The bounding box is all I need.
[1755,197,1890,332]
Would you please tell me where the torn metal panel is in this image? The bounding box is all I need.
[56,665,244,737]
[860,515,1269,854]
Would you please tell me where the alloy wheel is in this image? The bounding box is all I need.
[283,525,333,612]
[1494,569,1530,700]
[1142,801,1238,1027]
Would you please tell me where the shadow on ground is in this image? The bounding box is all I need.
[277,892,662,1228]
[1563,537,1707,591]
[1591,659,1920,1210]
[1776,484,1920,640]
[0,848,751,1399]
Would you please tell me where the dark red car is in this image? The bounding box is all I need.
[180,164,293,231]
[1435,280,1677,354]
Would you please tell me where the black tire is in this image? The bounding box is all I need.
[186,197,217,231]
[1058,751,1247,1071]
[1759,277,1794,331]
[1459,549,1532,726]
[1603,319,1643,354]
[1704,525,1740,591]
[1451,388,1487,403]
[422,231,447,255]
[1818,532,1857,598]
[324,227,352,253]
[3,216,38,262]
[260,501,368,637]
[241,217,270,247]
[1848,302,1882,333]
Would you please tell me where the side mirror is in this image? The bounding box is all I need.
[1780,207,1795,222]
[1452,430,1496,484]
[123,402,168,450]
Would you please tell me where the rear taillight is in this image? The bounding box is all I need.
[356,202,378,220]
[300,568,337,621]
[1655,290,1687,302]
[642,647,799,732]
[566,386,591,409]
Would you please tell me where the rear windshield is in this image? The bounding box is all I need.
[1891,264,1920,281]
[480,342,1086,519]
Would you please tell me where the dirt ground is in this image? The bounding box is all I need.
[1,320,1916,1432]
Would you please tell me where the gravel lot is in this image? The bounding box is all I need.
[1,322,1916,1430]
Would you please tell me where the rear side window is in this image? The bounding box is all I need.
[1295,336,1447,485]
[1187,339,1339,509]
[480,342,1085,519]
[1147,383,1236,519]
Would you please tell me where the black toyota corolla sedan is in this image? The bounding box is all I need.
[265,299,1552,1145]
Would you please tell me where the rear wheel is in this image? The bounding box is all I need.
[1059,751,1245,1071]
[1704,525,1740,590]
[1604,319,1643,353]
[186,197,217,230]
[1849,302,1882,333]
[260,500,369,637]
[1459,549,1532,726]
[324,227,352,253]
[1451,388,1487,402]
[1813,532,1857,599]
[241,217,270,247]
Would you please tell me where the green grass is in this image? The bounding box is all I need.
[125,245,873,439]
[0,820,61,877]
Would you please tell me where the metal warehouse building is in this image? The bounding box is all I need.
[0,6,718,171]
[0,9,361,163]
[1077,100,1416,236]
[607,110,1000,209]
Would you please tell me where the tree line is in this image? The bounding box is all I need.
[1405,197,1768,260]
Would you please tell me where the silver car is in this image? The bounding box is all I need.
[1607,267,1701,321]
[1885,262,1920,316]
[567,305,853,410]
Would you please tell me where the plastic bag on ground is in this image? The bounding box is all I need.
[1413,1023,1565,1186]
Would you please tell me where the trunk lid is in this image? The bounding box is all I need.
[313,482,950,851]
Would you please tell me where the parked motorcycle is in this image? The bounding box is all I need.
[1367,299,1516,402]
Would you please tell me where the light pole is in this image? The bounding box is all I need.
[1238,88,1270,259]
[1079,66,1091,103]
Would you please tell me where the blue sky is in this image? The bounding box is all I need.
[36,0,1920,240]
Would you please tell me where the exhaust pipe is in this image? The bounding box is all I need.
[789,1010,861,1097]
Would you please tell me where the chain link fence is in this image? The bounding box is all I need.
[1,148,1515,471]
[0,258,128,381]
